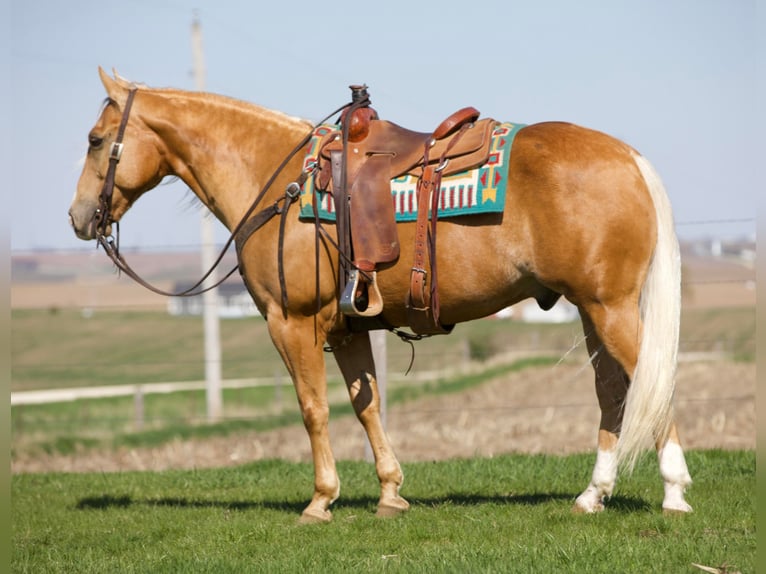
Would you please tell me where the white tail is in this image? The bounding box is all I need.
[616,153,681,470]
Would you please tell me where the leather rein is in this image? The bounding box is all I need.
[92,87,350,298]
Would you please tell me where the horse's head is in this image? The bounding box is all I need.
[69,68,167,241]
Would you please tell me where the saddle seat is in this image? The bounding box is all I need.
[316,114,497,190]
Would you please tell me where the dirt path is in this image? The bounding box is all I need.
[12,360,754,474]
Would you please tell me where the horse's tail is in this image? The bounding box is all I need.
[616,153,681,470]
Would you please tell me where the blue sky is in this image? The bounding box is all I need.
[9,0,758,252]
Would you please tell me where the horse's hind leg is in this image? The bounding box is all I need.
[330,331,410,517]
[573,306,691,513]
[657,423,693,513]
[572,309,628,513]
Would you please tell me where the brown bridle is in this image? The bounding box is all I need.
[90,88,136,240]
[91,86,350,299]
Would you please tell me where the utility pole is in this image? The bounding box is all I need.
[191,16,222,422]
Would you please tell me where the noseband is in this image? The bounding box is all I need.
[90,88,137,240]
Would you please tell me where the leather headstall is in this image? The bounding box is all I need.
[91,88,137,240]
[91,87,350,300]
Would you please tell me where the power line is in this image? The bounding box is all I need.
[676,217,755,226]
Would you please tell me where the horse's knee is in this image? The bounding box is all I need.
[299,400,330,432]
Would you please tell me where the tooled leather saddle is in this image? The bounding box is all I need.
[313,85,498,335]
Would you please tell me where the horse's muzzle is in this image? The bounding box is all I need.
[68,205,102,241]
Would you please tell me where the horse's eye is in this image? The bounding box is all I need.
[88,134,104,149]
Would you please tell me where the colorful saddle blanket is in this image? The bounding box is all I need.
[298,121,525,222]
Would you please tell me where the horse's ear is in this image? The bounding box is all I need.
[98,66,128,107]
[112,68,134,89]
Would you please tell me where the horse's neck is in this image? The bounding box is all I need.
[146,90,311,230]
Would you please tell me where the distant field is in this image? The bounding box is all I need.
[11,308,590,391]
[10,305,754,392]
[10,246,754,392]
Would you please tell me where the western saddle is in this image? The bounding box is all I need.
[313,85,498,335]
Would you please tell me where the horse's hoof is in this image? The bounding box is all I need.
[376,496,410,518]
[571,500,605,514]
[663,504,693,515]
[298,507,332,524]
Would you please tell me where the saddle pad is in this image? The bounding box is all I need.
[298,121,525,222]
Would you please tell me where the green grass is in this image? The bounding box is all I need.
[11,307,755,571]
[12,450,754,573]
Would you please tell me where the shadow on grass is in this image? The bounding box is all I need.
[408,492,650,513]
[75,494,306,515]
[75,491,651,515]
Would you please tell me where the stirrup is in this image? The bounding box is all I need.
[339,269,383,317]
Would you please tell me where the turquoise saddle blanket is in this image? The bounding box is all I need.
[298,121,525,222]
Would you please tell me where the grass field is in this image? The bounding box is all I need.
[12,450,754,573]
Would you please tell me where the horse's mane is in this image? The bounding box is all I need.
[106,69,315,134]
[140,84,314,214]
[146,84,314,132]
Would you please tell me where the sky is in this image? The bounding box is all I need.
[8,0,759,253]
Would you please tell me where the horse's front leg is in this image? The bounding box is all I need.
[330,331,410,517]
[268,314,339,523]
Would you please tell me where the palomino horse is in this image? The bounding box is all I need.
[69,68,692,522]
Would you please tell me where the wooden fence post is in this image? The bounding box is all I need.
[134,385,144,431]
